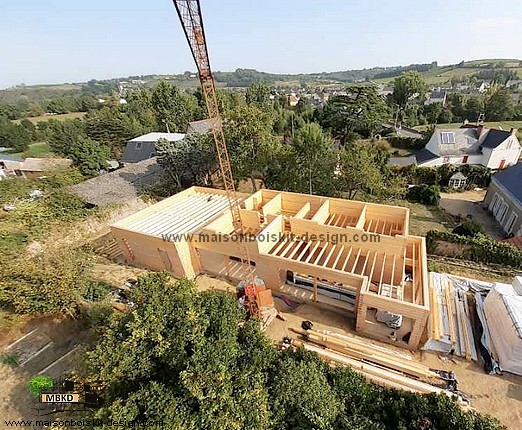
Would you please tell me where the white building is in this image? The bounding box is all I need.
[416,125,521,170]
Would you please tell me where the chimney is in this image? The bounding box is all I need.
[511,128,518,136]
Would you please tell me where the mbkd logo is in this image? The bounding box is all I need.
[41,393,80,403]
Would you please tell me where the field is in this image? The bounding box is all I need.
[12,112,86,124]
[12,142,54,158]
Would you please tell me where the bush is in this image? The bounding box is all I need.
[28,375,54,398]
[453,220,487,237]
[0,352,18,367]
[427,230,522,268]
[407,184,440,206]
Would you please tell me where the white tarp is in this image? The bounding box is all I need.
[483,283,522,376]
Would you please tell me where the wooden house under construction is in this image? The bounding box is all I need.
[111,186,430,349]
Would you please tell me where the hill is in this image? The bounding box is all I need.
[1,59,521,102]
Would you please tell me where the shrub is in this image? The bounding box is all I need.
[452,220,487,237]
[407,184,440,206]
[28,375,54,398]
[83,281,112,302]
[427,230,522,268]
[0,352,18,367]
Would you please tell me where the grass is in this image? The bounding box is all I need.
[12,142,54,158]
[12,112,86,124]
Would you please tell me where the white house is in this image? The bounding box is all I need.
[416,125,521,170]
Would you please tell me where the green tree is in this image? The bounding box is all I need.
[151,81,192,132]
[291,122,337,195]
[28,375,54,399]
[320,86,390,143]
[484,87,514,121]
[392,71,428,108]
[336,143,384,198]
[0,119,31,152]
[464,96,484,122]
[84,107,142,157]
[68,136,111,175]
[245,83,271,108]
[47,118,86,154]
[156,133,217,188]
[224,103,276,191]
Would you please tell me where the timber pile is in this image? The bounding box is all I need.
[425,273,479,360]
[291,328,441,381]
[291,330,464,402]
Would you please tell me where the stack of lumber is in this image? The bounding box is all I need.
[291,329,464,401]
[425,273,478,360]
[291,328,440,381]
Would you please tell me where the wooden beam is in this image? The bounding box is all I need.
[331,245,345,270]
[312,242,330,265]
[351,248,362,273]
[305,241,322,263]
[341,247,353,271]
[296,241,313,262]
[313,277,318,302]
[412,243,416,304]
[379,253,387,288]
[323,243,338,267]
[368,252,378,283]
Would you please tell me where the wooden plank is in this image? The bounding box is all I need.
[305,241,322,263]
[312,242,330,265]
[379,254,387,288]
[296,241,313,262]
[293,329,438,379]
[351,248,362,273]
[340,247,353,271]
[331,245,345,270]
[368,251,378,283]
[287,241,305,260]
[444,281,457,346]
[323,243,338,267]
[313,277,318,302]
[412,243,416,304]
[295,341,457,398]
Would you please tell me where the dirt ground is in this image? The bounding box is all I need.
[440,190,504,239]
[0,317,91,428]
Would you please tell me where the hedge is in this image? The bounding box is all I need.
[426,230,522,269]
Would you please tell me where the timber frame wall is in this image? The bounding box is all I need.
[111,187,430,349]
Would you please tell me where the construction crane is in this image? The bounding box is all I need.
[171,0,261,318]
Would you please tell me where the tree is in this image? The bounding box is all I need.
[423,102,443,125]
[464,96,484,122]
[89,274,274,430]
[484,87,514,121]
[320,86,390,143]
[68,136,111,175]
[223,104,276,191]
[85,273,504,430]
[291,122,337,195]
[392,71,428,108]
[151,81,192,132]
[47,118,86,154]
[336,143,384,199]
[84,107,142,157]
[245,83,271,108]
[156,133,217,188]
[0,118,31,152]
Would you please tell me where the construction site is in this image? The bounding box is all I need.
[111,186,430,350]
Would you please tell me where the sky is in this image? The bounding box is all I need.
[1,0,522,89]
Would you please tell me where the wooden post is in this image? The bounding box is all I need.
[313,277,318,302]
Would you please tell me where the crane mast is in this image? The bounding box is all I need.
[172,0,259,318]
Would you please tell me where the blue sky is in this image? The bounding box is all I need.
[1,0,521,88]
